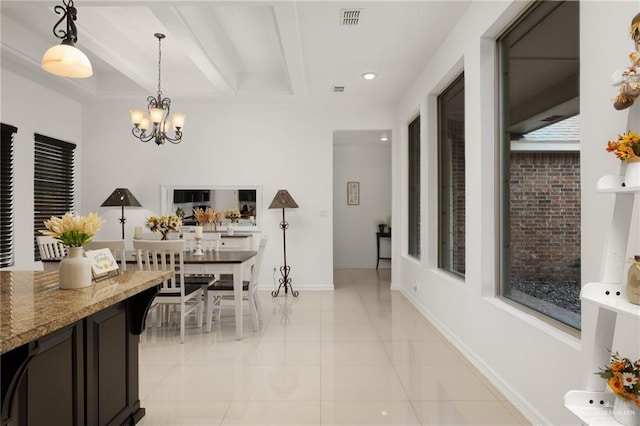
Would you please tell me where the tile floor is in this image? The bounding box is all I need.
[137,269,531,425]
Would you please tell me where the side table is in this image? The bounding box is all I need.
[376,232,391,269]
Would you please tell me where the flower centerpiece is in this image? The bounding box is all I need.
[193,207,221,231]
[40,211,104,247]
[145,214,182,240]
[40,212,104,289]
[224,208,240,224]
[598,352,640,424]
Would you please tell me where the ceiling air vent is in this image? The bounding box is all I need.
[341,9,362,26]
[333,86,345,93]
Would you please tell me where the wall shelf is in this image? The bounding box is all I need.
[564,175,640,425]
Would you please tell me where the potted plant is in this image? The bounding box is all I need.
[598,352,640,425]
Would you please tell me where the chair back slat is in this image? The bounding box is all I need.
[36,235,66,259]
[133,240,185,292]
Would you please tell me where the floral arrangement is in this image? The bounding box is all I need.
[607,130,640,160]
[40,212,104,247]
[224,208,240,222]
[145,214,182,237]
[598,352,640,407]
[193,207,221,225]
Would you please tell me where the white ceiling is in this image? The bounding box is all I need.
[1,0,471,104]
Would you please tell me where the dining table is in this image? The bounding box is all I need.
[45,249,258,340]
[179,250,257,339]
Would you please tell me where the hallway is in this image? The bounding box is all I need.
[137,269,530,425]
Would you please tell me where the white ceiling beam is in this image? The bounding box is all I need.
[271,2,307,97]
[149,5,237,94]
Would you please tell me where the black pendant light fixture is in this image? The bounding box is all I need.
[130,33,185,146]
[41,0,93,79]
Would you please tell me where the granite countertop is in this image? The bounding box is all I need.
[0,270,171,354]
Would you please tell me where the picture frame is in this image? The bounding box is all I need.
[85,248,119,281]
[347,181,360,205]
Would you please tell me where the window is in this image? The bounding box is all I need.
[498,1,580,329]
[438,74,465,276]
[1,123,18,268]
[408,115,421,258]
[34,133,76,261]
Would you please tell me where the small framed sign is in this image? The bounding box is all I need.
[347,181,360,205]
[85,248,119,281]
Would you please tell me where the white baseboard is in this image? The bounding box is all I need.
[397,286,549,426]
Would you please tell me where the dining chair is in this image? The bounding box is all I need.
[205,236,267,332]
[84,240,127,271]
[36,235,66,260]
[132,239,203,343]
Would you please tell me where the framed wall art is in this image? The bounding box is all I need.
[347,181,360,205]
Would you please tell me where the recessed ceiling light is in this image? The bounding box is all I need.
[380,136,389,142]
[362,72,377,80]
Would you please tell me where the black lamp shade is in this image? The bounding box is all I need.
[268,189,298,209]
[101,188,142,207]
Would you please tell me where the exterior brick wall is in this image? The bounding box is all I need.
[451,119,465,274]
[509,151,581,283]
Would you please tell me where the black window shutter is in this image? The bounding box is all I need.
[1,123,18,268]
[33,133,76,261]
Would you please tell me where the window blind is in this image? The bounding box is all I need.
[1,123,18,268]
[33,133,75,261]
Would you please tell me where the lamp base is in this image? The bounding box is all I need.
[271,265,299,297]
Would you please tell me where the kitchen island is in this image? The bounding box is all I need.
[0,269,169,426]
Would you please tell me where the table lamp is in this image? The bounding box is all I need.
[268,189,299,297]
[101,188,142,239]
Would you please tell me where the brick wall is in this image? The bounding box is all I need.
[509,151,581,283]
[451,119,465,274]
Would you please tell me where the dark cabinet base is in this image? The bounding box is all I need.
[1,286,157,426]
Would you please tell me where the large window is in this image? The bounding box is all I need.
[408,116,421,258]
[1,124,18,268]
[438,74,465,276]
[499,1,580,329]
[34,133,76,261]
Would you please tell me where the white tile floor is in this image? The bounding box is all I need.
[137,269,531,425]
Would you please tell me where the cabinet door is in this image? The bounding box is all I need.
[1,322,84,426]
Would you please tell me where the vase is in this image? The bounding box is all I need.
[624,159,640,188]
[160,231,168,240]
[628,255,640,305]
[613,397,640,426]
[227,222,234,236]
[58,247,92,289]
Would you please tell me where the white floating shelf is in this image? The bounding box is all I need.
[597,174,640,193]
[581,282,640,320]
[564,390,619,425]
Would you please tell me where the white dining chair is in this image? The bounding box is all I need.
[205,237,267,332]
[84,240,127,271]
[133,239,203,343]
[36,235,66,260]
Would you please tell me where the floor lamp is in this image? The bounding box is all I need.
[101,188,142,239]
[269,189,299,297]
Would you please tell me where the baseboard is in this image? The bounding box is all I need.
[397,286,550,426]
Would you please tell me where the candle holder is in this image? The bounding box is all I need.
[193,237,204,256]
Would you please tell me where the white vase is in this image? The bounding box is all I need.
[58,247,93,289]
[613,397,640,426]
[227,222,234,236]
[624,159,640,188]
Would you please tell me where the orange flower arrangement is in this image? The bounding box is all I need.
[607,130,640,160]
[598,352,640,408]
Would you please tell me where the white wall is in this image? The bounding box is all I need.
[80,100,395,290]
[393,1,640,425]
[333,141,391,268]
[1,69,83,270]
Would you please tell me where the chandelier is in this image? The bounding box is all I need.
[41,0,93,78]
[130,33,185,145]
